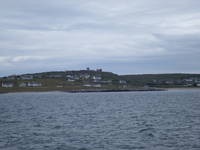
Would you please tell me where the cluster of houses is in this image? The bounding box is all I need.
[66,73,127,85]
[1,81,42,88]
[151,78,200,87]
[0,73,43,88]
[66,74,103,82]
[1,82,14,88]
[0,68,128,88]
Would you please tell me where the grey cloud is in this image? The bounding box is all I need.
[0,0,200,76]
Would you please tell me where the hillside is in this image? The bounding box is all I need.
[1,69,200,93]
[0,69,131,93]
[120,73,200,87]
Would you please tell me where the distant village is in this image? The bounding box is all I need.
[0,68,127,88]
[150,78,200,87]
[1,68,200,89]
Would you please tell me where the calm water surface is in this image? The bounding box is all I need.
[0,90,200,150]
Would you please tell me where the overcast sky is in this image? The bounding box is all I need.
[0,0,200,76]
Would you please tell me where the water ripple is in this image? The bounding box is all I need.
[0,90,200,150]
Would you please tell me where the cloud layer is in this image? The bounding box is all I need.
[1,0,200,76]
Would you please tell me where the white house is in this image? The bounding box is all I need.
[83,84,92,87]
[2,82,14,88]
[27,82,42,87]
[66,75,73,78]
[80,74,90,80]
[67,79,75,82]
[92,75,102,81]
[66,74,80,80]
[184,78,193,82]
[119,80,127,84]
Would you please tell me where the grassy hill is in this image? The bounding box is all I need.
[1,70,200,93]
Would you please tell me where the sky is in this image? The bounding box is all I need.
[0,0,200,76]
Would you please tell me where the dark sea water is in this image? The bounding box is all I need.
[0,90,200,150]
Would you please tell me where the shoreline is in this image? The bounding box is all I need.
[1,87,200,94]
[0,88,166,94]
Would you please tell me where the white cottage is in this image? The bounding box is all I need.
[119,80,127,84]
[2,82,14,88]
[27,82,42,87]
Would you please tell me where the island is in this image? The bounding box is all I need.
[1,68,200,94]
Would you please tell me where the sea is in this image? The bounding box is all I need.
[0,90,200,150]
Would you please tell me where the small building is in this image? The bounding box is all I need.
[119,80,127,84]
[67,79,75,82]
[27,82,42,87]
[196,83,200,87]
[184,78,193,82]
[92,75,102,80]
[66,75,73,78]
[96,68,102,72]
[83,84,92,87]
[66,74,80,80]
[80,74,90,80]
[1,82,14,88]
